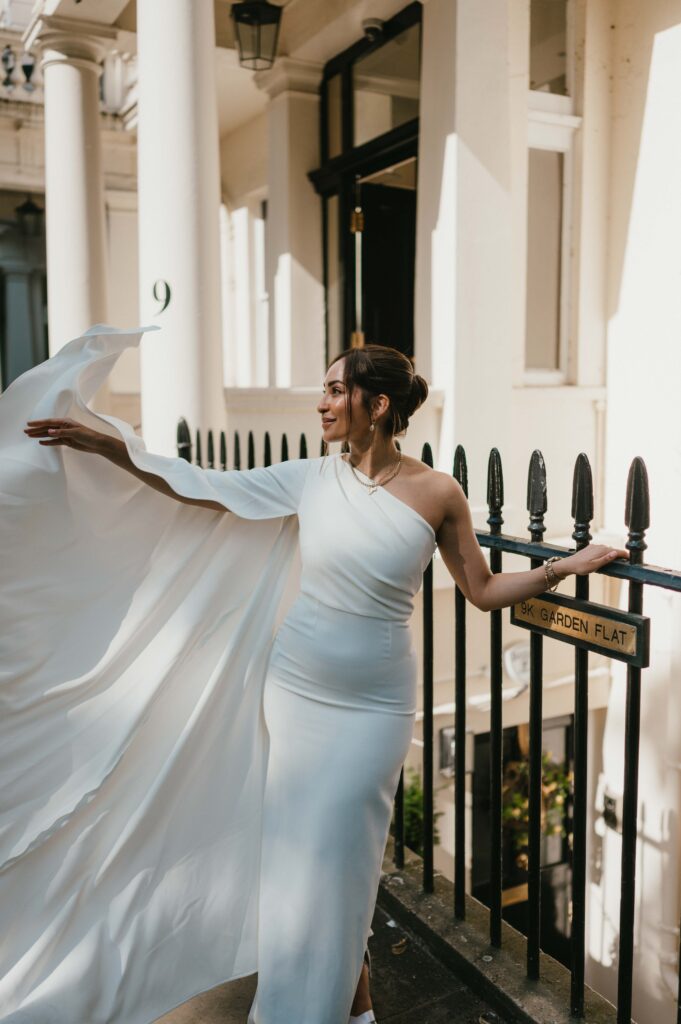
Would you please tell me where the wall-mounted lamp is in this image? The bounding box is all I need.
[2,46,37,93]
[21,52,35,92]
[15,197,44,237]
[439,725,475,778]
[2,45,16,90]
[231,1,282,71]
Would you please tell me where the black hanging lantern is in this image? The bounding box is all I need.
[15,197,44,237]
[231,1,282,71]
[2,44,16,90]
[21,52,36,93]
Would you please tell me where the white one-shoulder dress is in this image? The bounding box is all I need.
[0,326,436,1024]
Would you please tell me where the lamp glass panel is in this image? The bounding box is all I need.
[236,21,259,64]
[258,21,278,63]
[352,22,420,149]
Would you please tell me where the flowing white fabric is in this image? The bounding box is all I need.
[0,326,437,1024]
[0,326,304,1023]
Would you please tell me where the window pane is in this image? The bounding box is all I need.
[353,22,420,149]
[325,195,342,360]
[525,149,563,371]
[530,0,568,96]
[326,74,342,160]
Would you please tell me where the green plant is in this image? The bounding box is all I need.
[501,752,572,870]
[390,767,444,857]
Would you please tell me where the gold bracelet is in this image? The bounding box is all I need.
[544,556,562,592]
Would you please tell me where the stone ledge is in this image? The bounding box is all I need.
[378,839,616,1024]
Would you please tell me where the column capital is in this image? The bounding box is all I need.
[254,57,323,100]
[23,15,118,72]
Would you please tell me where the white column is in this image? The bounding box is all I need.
[256,58,324,389]
[24,17,114,355]
[135,0,225,455]
[415,0,520,474]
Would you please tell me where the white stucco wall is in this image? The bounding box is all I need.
[220,112,268,204]
[587,3,681,1020]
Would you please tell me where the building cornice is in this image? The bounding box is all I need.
[254,57,323,100]
[23,14,118,66]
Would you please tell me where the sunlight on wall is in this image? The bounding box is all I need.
[274,253,293,388]
[604,23,681,559]
[429,132,457,472]
[590,19,681,1024]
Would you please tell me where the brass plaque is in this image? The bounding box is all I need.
[510,593,649,667]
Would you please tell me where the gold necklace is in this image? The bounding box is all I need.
[346,451,403,495]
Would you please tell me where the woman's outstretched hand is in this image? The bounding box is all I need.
[24,417,108,454]
[25,416,226,511]
[558,543,630,578]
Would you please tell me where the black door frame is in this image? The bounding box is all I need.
[308,2,422,362]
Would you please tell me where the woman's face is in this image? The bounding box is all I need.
[317,358,371,444]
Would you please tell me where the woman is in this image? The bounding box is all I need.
[2,326,626,1024]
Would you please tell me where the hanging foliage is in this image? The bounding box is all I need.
[390,767,444,857]
[501,752,572,870]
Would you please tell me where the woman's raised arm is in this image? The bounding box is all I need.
[435,475,628,612]
[24,418,226,510]
[24,417,312,518]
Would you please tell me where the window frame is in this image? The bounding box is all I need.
[529,0,576,99]
[523,90,581,387]
[319,2,422,168]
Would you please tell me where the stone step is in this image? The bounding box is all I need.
[157,904,498,1023]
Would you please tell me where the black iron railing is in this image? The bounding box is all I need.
[177,417,681,1024]
[176,420,319,470]
[421,442,679,1024]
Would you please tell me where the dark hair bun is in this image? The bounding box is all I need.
[407,374,429,417]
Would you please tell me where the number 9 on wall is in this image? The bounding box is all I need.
[153,280,171,313]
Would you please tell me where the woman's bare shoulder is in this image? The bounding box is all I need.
[396,456,467,532]
[400,455,465,499]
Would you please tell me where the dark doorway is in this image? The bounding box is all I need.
[359,178,416,356]
[472,716,573,968]
[0,191,48,391]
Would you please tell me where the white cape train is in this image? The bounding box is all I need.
[0,326,303,1023]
